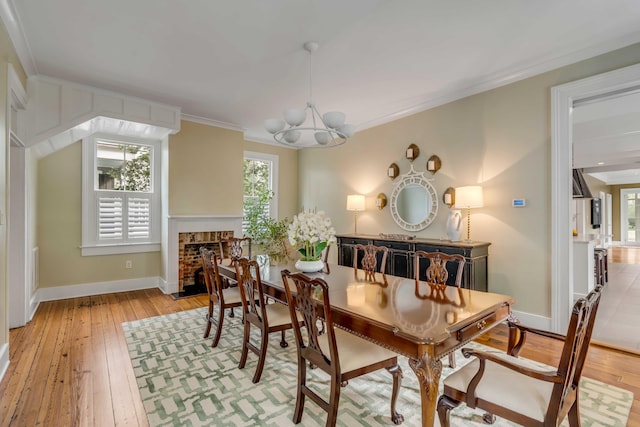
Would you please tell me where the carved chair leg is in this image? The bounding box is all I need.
[252,329,268,384]
[437,395,460,427]
[203,302,213,338]
[238,320,251,369]
[327,375,341,427]
[293,356,307,424]
[567,399,580,427]
[229,307,235,318]
[448,353,456,369]
[210,304,224,348]
[386,364,404,425]
[279,330,288,348]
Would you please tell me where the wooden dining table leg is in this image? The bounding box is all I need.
[409,348,443,427]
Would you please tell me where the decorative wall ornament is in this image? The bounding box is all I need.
[390,165,438,231]
[426,155,441,174]
[442,187,455,208]
[405,143,420,161]
[387,163,399,179]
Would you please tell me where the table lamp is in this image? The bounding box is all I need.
[346,195,365,233]
[454,186,483,241]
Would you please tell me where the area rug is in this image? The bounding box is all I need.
[122,308,633,426]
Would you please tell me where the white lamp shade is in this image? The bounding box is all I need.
[283,129,301,144]
[264,118,285,134]
[284,108,306,126]
[346,194,365,211]
[337,123,356,137]
[454,186,484,208]
[323,111,346,129]
[314,131,331,145]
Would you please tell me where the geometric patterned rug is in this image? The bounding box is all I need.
[122,308,633,426]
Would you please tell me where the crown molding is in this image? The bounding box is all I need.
[0,0,36,76]
[181,113,244,132]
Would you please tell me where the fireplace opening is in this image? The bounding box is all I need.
[172,230,234,299]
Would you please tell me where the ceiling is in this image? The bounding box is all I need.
[2,0,640,158]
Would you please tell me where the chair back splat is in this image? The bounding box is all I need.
[414,251,465,286]
[353,244,388,281]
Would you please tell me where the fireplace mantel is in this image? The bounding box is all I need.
[163,215,243,294]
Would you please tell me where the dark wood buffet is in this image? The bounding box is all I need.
[336,234,490,291]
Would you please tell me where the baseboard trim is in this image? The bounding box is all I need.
[37,276,163,302]
[0,343,9,385]
[510,309,551,331]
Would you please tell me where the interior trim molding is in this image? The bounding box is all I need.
[0,343,8,385]
[36,277,162,302]
[551,62,640,333]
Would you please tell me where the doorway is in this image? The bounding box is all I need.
[620,188,640,245]
[551,62,640,334]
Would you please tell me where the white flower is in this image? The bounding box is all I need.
[287,210,336,261]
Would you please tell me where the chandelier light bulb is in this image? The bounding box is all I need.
[314,131,331,145]
[283,129,301,144]
[322,111,346,130]
[338,123,356,138]
[264,118,285,134]
[283,108,306,127]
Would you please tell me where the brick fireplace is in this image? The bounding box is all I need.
[165,216,243,295]
[178,230,233,292]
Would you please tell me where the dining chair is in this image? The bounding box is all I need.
[414,250,465,368]
[199,247,244,347]
[235,257,294,383]
[280,269,404,427]
[219,236,252,266]
[353,243,388,281]
[437,285,603,427]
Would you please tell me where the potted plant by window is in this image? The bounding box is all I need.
[243,188,290,264]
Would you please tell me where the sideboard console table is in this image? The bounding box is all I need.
[336,234,490,292]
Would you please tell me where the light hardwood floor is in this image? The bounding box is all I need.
[592,246,640,352]
[0,288,638,426]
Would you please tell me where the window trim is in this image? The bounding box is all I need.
[243,151,279,220]
[81,133,161,256]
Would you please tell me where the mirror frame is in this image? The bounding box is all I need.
[390,166,438,231]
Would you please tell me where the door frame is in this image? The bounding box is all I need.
[551,62,640,332]
[620,188,640,245]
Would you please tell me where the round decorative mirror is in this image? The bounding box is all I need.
[390,166,438,231]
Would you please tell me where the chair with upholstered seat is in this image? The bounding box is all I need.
[235,257,294,383]
[414,250,465,367]
[437,285,603,427]
[281,269,404,427]
[353,243,388,281]
[199,247,244,348]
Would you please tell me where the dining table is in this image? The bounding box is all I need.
[217,257,514,427]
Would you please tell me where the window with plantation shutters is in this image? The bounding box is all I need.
[82,134,161,256]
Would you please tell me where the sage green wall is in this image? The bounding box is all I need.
[299,43,640,318]
[37,142,160,287]
[36,120,298,288]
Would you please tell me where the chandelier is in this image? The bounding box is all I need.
[264,41,356,148]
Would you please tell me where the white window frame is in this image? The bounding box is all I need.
[243,151,279,234]
[82,134,161,256]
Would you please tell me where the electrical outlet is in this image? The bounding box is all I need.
[125,260,132,269]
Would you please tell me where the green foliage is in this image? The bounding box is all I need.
[107,144,151,192]
[243,186,290,262]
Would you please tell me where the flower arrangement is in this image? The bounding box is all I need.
[288,210,336,261]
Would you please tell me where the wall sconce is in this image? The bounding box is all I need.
[376,193,387,210]
[442,187,455,208]
[387,163,399,179]
[405,143,420,161]
[454,185,484,242]
[346,194,366,234]
[426,155,441,174]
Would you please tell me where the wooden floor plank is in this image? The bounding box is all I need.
[0,288,638,426]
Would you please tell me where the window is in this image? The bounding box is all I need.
[82,134,161,255]
[243,151,278,235]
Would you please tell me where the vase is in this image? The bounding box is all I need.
[446,209,462,241]
[295,259,325,273]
